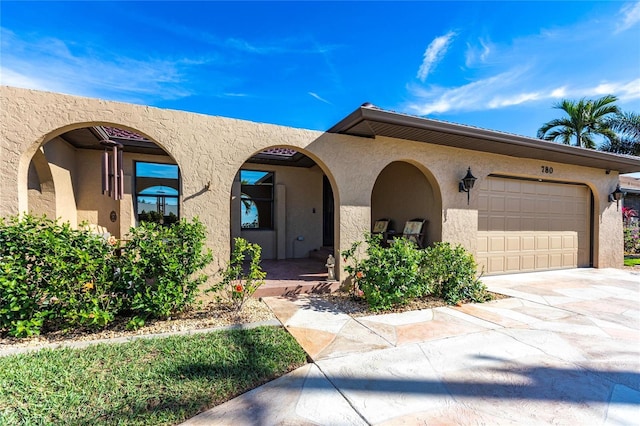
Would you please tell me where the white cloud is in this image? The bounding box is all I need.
[465,38,492,67]
[550,87,567,98]
[0,67,56,92]
[308,92,332,104]
[222,92,249,98]
[404,5,640,118]
[0,28,199,102]
[406,66,639,115]
[487,92,541,109]
[617,2,640,32]
[582,78,640,100]
[407,68,527,114]
[417,31,456,82]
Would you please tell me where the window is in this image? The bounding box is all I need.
[240,170,274,229]
[135,162,180,224]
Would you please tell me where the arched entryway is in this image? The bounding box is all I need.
[24,124,181,238]
[229,146,340,295]
[371,161,442,246]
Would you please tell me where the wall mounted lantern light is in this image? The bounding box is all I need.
[458,167,477,205]
[608,184,624,210]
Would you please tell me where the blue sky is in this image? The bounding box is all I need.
[1,1,639,141]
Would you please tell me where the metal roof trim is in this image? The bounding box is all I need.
[327,105,640,174]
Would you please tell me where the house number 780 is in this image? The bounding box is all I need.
[541,166,553,174]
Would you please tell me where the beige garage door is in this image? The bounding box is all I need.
[477,176,591,275]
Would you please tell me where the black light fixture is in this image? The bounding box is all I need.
[608,184,624,210]
[458,167,477,205]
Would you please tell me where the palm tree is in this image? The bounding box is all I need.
[600,111,640,156]
[537,95,620,149]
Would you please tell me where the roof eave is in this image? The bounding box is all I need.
[327,105,640,175]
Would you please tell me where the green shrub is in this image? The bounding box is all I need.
[342,235,491,311]
[342,234,429,311]
[0,215,118,337]
[624,225,640,254]
[208,237,266,311]
[116,218,213,319]
[422,242,491,304]
[0,215,213,338]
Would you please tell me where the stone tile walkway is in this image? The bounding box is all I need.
[183,268,640,425]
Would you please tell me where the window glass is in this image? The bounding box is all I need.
[135,162,180,225]
[240,170,274,229]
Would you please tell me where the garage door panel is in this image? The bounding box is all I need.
[490,237,505,251]
[478,216,488,231]
[489,257,504,273]
[506,197,521,212]
[550,236,563,249]
[490,179,506,191]
[521,198,535,212]
[536,255,549,269]
[521,255,535,270]
[535,218,549,231]
[536,236,549,250]
[562,235,575,249]
[506,236,520,251]
[506,256,520,271]
[550,202,564,214]
[477,177,590,275]
[522,236,535,250]
[506,217,521,231]
[563,253,575,266]
[489,216,505,231]
[505,180,521,193]
[490,196,505,212]
[478,195,489,211]
[550,253,563,268]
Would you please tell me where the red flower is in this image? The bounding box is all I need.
[356,271,363,279]
[235,284,244,293]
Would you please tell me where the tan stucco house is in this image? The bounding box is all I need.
[2,86,639,279]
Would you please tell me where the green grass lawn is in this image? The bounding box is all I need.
[624,257,640,267]
[0,326,307,425]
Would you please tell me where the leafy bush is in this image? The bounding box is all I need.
[0,215,213,337]
[208,237,266,311]
[342,235,491,311]
[342,234,429,311]
[137,210,178,225]
[116,219,212,319]
[422,242,491,304]
[0,215,118,337]
[624,225,640,254]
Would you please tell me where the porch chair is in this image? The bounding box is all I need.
[372,218,394,245]
[399,218,428,248]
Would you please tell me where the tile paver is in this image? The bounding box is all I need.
[183,268,640,425]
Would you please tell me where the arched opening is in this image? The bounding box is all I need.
[230,146,339,295]
[27,148,56,219]
[371,161,442,247]
[25,124,181,237]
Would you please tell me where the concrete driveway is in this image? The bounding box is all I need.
[183,268,640,425]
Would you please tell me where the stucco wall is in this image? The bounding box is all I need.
[236,163,325,259]
[27,148,56,218]
[0,86,626,277]
[371,161,437,245]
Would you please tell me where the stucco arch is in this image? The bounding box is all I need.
[229,144,340,261]
[27,148,56,218]
[18,121,183,237]
[371,160,443,246]
[17,121,181,217]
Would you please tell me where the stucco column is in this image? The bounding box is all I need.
[276,184,286,259]
[598,196,624,268]
[230,178,241,240]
